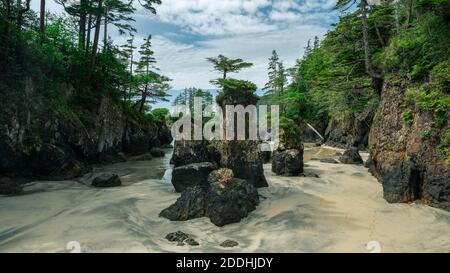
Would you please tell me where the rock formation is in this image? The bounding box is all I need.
[325,109,374,148]
[171,162,217,192]
[368,83,450,211]
[0,97,172,186]
[160,168,260,227]
[339,147,364,165]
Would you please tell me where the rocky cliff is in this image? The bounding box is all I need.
[325,109,374,148]
[368,83,449,211]
[0,92,172,181]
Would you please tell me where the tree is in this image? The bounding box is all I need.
[120,35,137,100]
[39,0,46,35]
[135,35,158,112]
[263,50,280,96]
[336,0,384,89]
[206,54,253,82]
[313,36,320,50]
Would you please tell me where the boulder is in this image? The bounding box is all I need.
[217,140,268,188]
[150,148,165,158]
[0,177,22,195]
[207,168,234,186]
[339,147,364,165]
[160,169,260,227]
[206,178,259,227]
[272,149,304,176]
[171,140,220,167]
[159,186,206,221]
[171,162,217,192]
[91,173,122,187]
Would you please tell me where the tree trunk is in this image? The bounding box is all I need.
[79,0,86,50]
[103,7,108,51]
[17,0,31,31]
[85,13,92,56]
[91,0,103,70]
[407,0,414,25]
[360,0,383,82]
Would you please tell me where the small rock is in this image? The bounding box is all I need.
[319,158,340,164]
[165,231,199,246]
[150,148,165,157]
[339,147,364,165]
[130,153,153,161]
[301,171,320,178]
[91,173,122,187]
[185,238,200,246]
[220,240,239,248]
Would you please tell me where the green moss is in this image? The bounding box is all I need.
[402,110,414,125]
[439,129,450,165]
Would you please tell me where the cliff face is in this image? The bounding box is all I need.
[0,94,172,180]
[325,109,374,148]
[368,83,450,211]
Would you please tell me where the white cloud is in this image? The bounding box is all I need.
[152,24,328,89]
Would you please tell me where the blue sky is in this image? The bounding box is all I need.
[32,0,340,106]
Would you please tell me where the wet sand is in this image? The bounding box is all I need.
[0,147,449,253]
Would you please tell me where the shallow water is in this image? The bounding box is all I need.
[0,147,449,253]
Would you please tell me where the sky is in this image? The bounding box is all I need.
[32,0,340,106]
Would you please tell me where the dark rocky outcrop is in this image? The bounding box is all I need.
[216,140,268,188]
[91,173,122,187]
[171,162,217,192]
[159,186,207,221]
[369,83,450,211]
[325,109,374,148]
[160,168,260,227]
[272,149,304,176]
[171,140,220,167]
[339,147,364,165]
[206,177,259,226]
[0,96,172,181]
[271,119,305,177]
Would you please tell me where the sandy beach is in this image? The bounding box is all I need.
[0,146,449,253]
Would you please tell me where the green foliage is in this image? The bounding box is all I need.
[216,79,259,106]
[206,54,253,84]
[402,110,414,125]
[151,108,169,124]
[439,128,450,164]
[382,12,450,82]
[405,61,450,127]
[279,117,302,149]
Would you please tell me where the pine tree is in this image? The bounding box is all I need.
[206,54,253,84]
[263,50,279,96]
[134,35,171,112]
